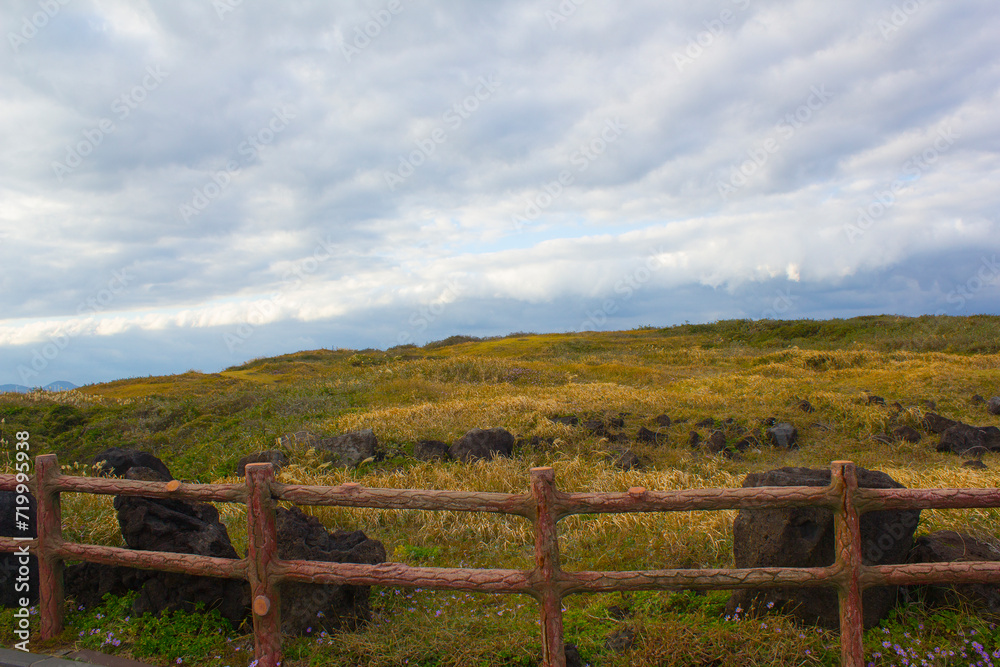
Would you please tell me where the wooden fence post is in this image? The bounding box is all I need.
[832,461,864,667]
[35,454,64,639]
[245,463,282,667]
[531,467,566,667]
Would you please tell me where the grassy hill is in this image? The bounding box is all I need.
[2,315,999,666]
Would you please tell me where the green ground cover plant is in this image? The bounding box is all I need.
[1,315,998,665]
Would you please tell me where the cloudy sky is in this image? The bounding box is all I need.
[2,0,999,387]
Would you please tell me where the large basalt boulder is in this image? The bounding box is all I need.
[725,466,920,629]
[236,450,288,477]
[0,490,37,607]
[65,562,149,611]
[907,531,1000,618]
[936,424,1000,456]
[276,506,386,634]
[92,447,173,480]
[315,429,380,468]
[114,465,248,623]
[449,427,514,462]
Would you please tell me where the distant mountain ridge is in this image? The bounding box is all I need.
[0,381,78,393]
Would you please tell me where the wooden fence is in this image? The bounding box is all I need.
[2,454,1000,666]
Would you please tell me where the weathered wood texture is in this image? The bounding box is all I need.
[56,542,246,579]
[35,455,64,639]
[833,461,865,667]
[532,467,566,667]
[245,463,281,667]
[0,456,997,667]
[273,481,533,515]
[54,475,246,503]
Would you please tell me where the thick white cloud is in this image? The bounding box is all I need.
[2,0,999,385]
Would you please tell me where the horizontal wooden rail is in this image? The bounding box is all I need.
[554,485,840,516]
[1,457,998,667]
[56,542,248,580]
[854,487,1000,511]
[272,481,533,515]
[52,475,246,503]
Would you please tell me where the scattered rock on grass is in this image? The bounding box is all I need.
[582,419,608,437]
[563,643,583,667]
[316,429,381,468]
[963,459,988,470]
[706,430,727,454]
[891,426,921,443]
[766,423,798,449]
[607,448,643,471]
[637,426,664,445]
[922,413,957,434]
[449,427,514,462]
[414,439,451,461]
[988,397,1000,415]
[654,414,671,427]
[605,627,636,653]
[549,415,579,427]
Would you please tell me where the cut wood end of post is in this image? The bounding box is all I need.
[253,595,271,616]
[165,480,181,492]
[628,486,647,498]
